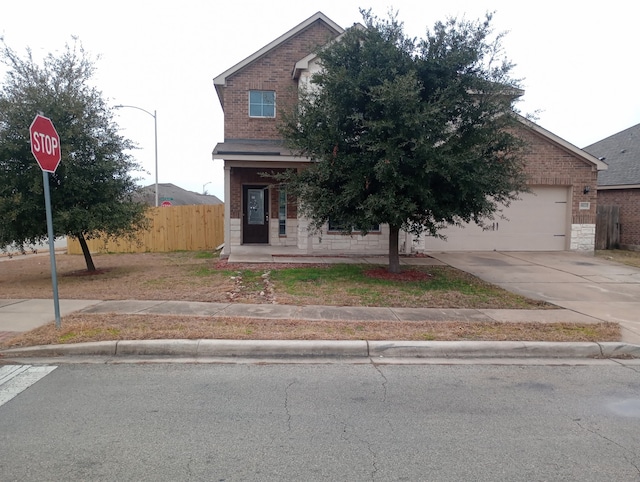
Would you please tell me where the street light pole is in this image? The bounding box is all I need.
[114,104,159,207]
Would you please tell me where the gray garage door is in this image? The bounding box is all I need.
[425,186,570,251]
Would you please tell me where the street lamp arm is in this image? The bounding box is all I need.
[114,103,159,207]
[114,104,156,119]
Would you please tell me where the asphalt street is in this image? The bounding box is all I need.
[1,363,639,481]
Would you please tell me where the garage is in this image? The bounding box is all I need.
[424,186,571,251]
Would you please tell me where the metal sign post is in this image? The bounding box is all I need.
[30,114,62,328]
[42,171,61,328]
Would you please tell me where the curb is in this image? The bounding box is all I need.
[1,340,639,359]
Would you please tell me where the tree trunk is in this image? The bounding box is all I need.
[388,224,401,274]
[77,233,96,272]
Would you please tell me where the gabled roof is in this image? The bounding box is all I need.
[583,123,640,187]
[516,114,608,171]
[292,23,364,80]
[213,12,343,89]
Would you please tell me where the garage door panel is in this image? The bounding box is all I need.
[425,187,569,251]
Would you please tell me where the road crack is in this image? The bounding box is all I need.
[575,420,640,475]
[371,361,388,404]
[340,421,379,481]
[284,380,295,432]
[611,359,640,374]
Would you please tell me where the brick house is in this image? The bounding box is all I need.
[585,123,640,250]
[212,12,607,257]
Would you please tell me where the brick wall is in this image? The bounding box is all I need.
[229,167,298,220]
[517,125,598,224]
[226,125,599,226]
[598,189,640,247]
[221,20,338,141]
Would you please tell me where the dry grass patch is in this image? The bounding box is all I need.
[0,252,552,309]
[0,252,235,302]
[596,249,640,268]
[0,313,620,349]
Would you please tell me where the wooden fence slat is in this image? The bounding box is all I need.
[596,204,620,250]
[67,204,224,254]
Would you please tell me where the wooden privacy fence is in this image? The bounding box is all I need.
[595,204,620,250]
[67,204,224,254]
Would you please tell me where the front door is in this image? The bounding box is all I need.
[242,185,269,244]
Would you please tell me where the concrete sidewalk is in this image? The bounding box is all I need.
[0,298,605,334]
[0,299,101,338]
[1,298,638,360]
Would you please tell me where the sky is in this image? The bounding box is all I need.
[2,1,639,201]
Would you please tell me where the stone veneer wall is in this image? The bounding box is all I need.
[270,219,299,247]
[309,227,389,255]
[291,217,392,254]
[570,224,596,251]
[229,218,241,246]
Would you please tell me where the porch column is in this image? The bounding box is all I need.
[222,164,231,257]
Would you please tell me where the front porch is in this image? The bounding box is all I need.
[223,165,401,258]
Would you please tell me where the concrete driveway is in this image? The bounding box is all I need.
[428,251,640,344]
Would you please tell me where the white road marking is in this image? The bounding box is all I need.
[0,365,57,407]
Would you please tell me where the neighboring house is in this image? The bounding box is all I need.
[212,12,606,257]
[585,123,640,249]
[137,183,223,206]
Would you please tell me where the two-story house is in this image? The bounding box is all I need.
[212,12,606,258]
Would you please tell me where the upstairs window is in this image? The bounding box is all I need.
[249,90,275,118]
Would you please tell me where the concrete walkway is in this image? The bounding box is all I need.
[2,298,602,324]
[1,250,640,359]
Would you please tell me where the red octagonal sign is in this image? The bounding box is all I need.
[30,114,61,173]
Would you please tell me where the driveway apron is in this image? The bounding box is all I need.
[428,251,640,344]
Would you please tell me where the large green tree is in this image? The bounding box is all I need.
[278,11,528,272]
[0,38,148,271]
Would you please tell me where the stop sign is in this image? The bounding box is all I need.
[30,114,61,173]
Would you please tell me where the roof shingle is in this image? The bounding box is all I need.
[584,123,640,186]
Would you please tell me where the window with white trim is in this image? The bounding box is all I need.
[278,189,287,235]
[249,90,275,118]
